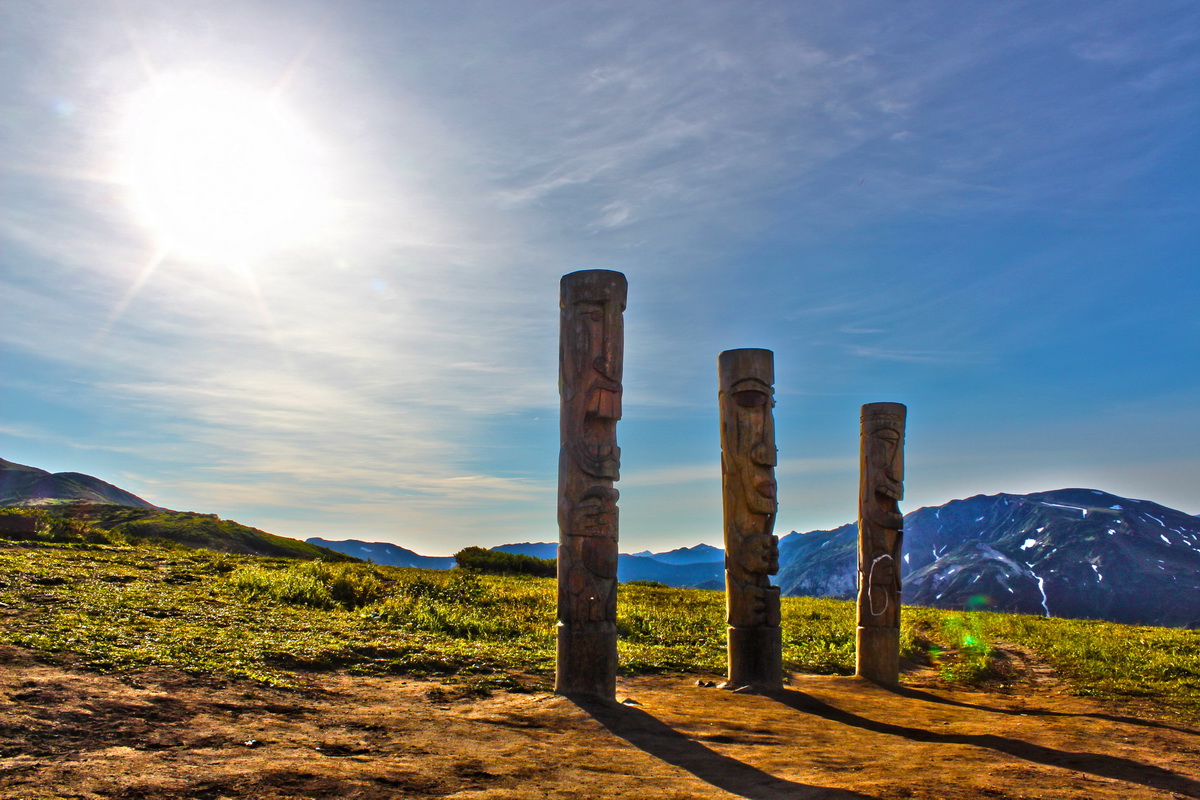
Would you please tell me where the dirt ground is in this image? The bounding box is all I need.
[1,645,1198,800]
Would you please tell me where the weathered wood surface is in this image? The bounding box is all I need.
[556,269,626,699]
[718,348,782,690]
[856,401,907,687]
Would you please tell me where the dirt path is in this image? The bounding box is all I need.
[1,645,1197,799]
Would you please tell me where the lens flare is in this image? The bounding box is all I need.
[966,594,992,611]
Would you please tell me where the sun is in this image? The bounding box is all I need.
[121,73,330,262]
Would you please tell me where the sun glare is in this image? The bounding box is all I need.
[121,74,330,262]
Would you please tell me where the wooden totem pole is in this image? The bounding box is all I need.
[856,402,907,686]
[556,269,626,699]
[719,348,783,690]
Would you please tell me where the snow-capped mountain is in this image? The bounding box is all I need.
[777,489,1200,628]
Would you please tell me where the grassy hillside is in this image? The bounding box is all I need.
[0,504,355,561]
[0,541,1196,721]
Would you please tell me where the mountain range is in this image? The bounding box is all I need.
[306,538,456,570]
[493,542,726,588]
[5,456,1196,628]
[313,489,1200,628]
[776,488,1200,628]
[302,539,729,588]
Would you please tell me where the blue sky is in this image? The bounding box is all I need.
[2,1,1197,555]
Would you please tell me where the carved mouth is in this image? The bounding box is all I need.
[577,442,620,479]
[756,480,777,500]
[588,443,617,462]
[877,484,902,502]
[586,388,621,419]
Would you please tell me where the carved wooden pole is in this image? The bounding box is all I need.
[556,269,626,698]
[856,402,907,686]
[719,348,783,690]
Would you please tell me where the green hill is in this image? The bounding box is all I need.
[0,504,356,561]
[0,457,159,508]
[0,458,354,561]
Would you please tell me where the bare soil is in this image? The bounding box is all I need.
[1,645,1197,799]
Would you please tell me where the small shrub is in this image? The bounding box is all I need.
[454,546,556,578]
[0,508,119,544]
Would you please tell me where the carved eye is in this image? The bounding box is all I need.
[589,310,603,322]
[733,390,769,408]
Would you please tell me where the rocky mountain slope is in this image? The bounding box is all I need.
[777,489,1200,628]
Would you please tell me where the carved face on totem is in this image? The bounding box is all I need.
[562,531,618,624]
[561,274,625,481]
[727,578,782,628]
[861,404,905,531]
[732,533,779,576]
[719,351,778,521]
[569,486,619,541]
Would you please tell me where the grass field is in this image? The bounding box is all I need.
[1,541,1197,721]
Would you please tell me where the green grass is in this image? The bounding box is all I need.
[946,610,1200,711]
[0,542,1197,721]
[0,507,124,545]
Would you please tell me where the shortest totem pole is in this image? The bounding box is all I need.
[556,269,626,699]
[719,348,783,690]
[856,402,907,686]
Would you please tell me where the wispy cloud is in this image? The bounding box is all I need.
[845,345,977,365]
[3,0,1198,552]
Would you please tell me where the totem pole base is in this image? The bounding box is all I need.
[727,626,783,690]
[855,625,899,687]
[555,623,617,699]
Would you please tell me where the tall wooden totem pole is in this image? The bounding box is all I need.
[856,402,907,686]
[556,269,626,699]
[719,348,783,690]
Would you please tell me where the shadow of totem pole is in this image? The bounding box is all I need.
[718,348,783,690]
[556,269,626,699]
[856,402,907,686]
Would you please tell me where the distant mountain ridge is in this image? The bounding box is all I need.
[0,458,158,509]
[308,539,727,587]
[630,542,724,565]
[488,541,725,586]
[315,488,1200,628]
[1,457,351,561]
[305,538,455,570]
